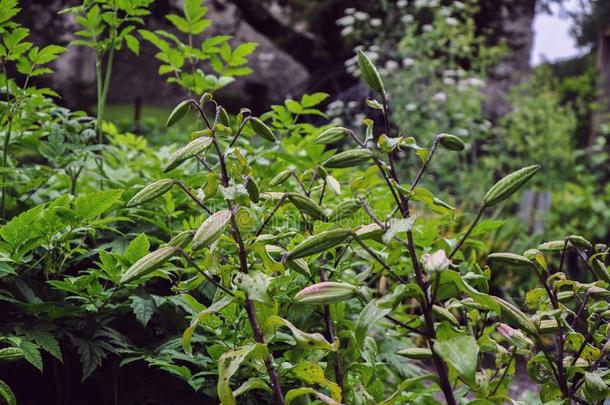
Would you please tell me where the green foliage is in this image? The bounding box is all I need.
[139,0,256,95]
[0,1,609,404]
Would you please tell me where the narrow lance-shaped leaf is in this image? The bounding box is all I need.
[166,99,191,127]
[126,179,176,207]
[267,316,339,351]
[192,209,232,250]
[357,50,385,95]
[120,246,179,284]
[482,165,541,207]
[217,344,268,405]
[182,295,234,355]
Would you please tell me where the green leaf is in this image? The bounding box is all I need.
[378,374,434,405]
[123,233,150,264]
[217,344,268,405]
[233,378,270,398]
[433,335,479,384]
[583,371,610,402]
[130,293,156,327]
[355,301,390,349]
[292,361,342,402]
[285,387,341,405]
[18,340,42,372]
[437,270,500,312]
[31,44,64,64]
[74,189,123,219]
[182,295,233,354]
[27,329,62,363]
[267,316,339,351]
[233,271,273,306]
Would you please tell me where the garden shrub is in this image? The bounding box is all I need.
[0,1,609,404]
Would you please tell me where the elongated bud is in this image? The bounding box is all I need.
[328,199,361,222]
[294,281,359,305]
[166,100,191,127]
[422,250,451,272]
[192,210,232,250]
[120,246,179,284]
[127,179,176,207]
[537,240,565,252]
[244,176,259,203]
[437,133,465,151]
[492,296,537,335]
[167,230,195,248]
[497,323,534,350]
[164,136,213,172]
[0,347,24,362]
[286,229,352,259]
[323,149,373,168]
[249,117,276,142]
[314,127,350,145]
[287,193,327,221]
[487,252,533,268]
[482,165,540,207]
[538,319,559,334]
[397,347,433,360]
[568,235,592,250]
[589,258,610,284]
[355,223,384,240]
[432,304,459,326]
[269,169,293,186]
[357,50,385,95]
[325,175,341,195]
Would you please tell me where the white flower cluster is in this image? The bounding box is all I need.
[337,7,381,37]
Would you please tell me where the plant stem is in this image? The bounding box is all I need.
[180,251,234,295]
[208,121,284,403]
[254,194,287,237]
[375,101,457,404]
[319,267,344,394]
[175,181,212,214]
[490,347,516,397]
[448,205,486,259]
[353,235,406,284]
[410,137,439,192]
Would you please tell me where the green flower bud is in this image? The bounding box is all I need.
[294,281,359,305]
[120,246,179,284]
[127,179,176,207]
[482,165,540,207]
